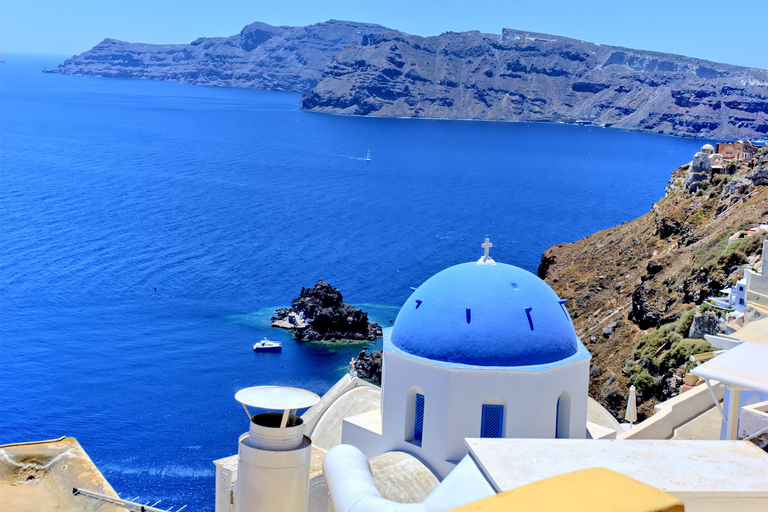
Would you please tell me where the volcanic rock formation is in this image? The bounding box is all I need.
[272,280,382,341]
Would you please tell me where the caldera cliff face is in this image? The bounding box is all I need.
[302,28,768,140]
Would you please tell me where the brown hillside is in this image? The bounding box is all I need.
[539,148,768,421]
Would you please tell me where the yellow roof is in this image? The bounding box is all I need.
[731,318,768,345]
[702,143,715,151]
[448,467,683,512]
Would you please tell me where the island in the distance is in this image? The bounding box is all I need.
[272,280,382,341]
[43,20,767,140]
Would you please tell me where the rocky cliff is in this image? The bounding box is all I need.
[44,20,388,92]
[538,149,768,420]
[302,28,768,139]
[272,280,382,341]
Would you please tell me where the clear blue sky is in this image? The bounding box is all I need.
[2,0,767,69]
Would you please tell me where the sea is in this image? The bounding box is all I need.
[0,54,710,510]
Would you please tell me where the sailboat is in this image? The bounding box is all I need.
[364,149,371,162]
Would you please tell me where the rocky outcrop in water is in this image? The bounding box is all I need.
[353,350,382,383]
[272,280,382,341]
[302,28,768,139]
[44,20,388,92]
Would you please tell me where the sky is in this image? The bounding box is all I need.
[2,0,767,69]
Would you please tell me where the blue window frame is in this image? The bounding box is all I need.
[414,393,425,442]
[481,404,504,438]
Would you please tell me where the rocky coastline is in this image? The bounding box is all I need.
[352,350,383,383]
[272,280,382,341]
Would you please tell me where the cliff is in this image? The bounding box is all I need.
[538,149,768,420]
[302,29,768,139]
[43,20,388,92]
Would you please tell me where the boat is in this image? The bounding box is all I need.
[364,149,371,162]
[253,338,282,352]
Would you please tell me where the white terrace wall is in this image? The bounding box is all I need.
[619,381,724,440]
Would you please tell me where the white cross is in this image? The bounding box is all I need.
[482,238,493,259]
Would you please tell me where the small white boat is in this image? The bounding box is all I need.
[364,149,371,162]
[253,338,282,353]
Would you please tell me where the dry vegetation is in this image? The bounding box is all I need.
[539,148,768,421]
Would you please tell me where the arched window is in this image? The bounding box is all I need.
[404,387,425,446]
[481,404,504,438]
[556,391,571,438]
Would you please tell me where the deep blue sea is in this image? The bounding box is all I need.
[1,54,710,509]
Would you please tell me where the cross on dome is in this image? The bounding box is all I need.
[482,238,492,258]
[477,238,496,266]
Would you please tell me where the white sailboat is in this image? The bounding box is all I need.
[364,149,371,162]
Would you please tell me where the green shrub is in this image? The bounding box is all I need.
[675,308,697,335]
[657,338,714,371]
[718,250,747,273]
[722,238,748,256]
[634,329,667,359]
[627,368,655,397]
[632,308,710,373]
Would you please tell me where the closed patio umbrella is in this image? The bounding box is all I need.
[625,385,638,425]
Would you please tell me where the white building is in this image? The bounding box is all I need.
[342,243,591,477]
[744,240,768,324]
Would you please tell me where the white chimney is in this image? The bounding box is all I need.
[232,386,319,512]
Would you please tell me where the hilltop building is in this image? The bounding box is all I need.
[687,144,724,190]
[716,140,760,163]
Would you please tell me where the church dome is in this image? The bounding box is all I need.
[390,262,579,366]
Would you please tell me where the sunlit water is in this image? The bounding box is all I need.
[0,54,709,510]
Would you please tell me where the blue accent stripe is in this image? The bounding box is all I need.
[466,308,471,324]
[524,307,534,330]
[415,300,423,309]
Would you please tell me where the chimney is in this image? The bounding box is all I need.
[231,386,319,512]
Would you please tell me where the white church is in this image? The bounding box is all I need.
[212,239,767,512]
[341,239,590,477]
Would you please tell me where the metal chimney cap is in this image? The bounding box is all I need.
[235,386,320,411]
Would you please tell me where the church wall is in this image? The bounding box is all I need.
[380,351,452,475]
[377,346,590,478]
[443,356,589,461]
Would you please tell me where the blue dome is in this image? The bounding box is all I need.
[390,262,579,366]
